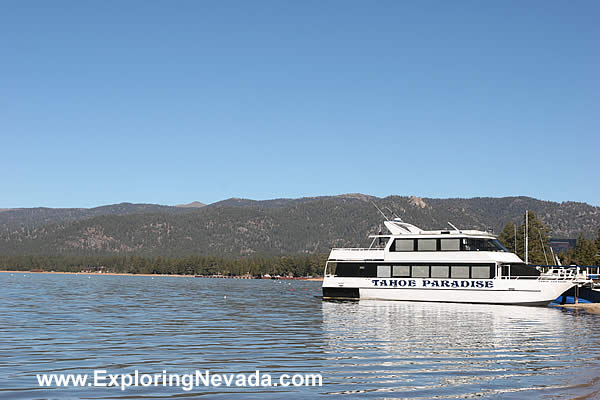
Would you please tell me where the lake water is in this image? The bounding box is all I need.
[1,273,599,399]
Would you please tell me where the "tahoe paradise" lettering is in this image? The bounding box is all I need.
[371,279,494,288]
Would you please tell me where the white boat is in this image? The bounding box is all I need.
[322,218,586,306]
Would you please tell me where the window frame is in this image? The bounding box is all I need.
[417,239,438,252]
[392,265,411,277]
[440,238,460,251]
[392,239,416,252]
[411,265,430,278]
[377,265,391,278]
[450,265,471,279]
[430,265,450,278]
[471,265,492,279]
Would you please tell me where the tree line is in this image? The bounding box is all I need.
[2,210,598,275]
[498,211,600,266]
[3,196,600,258]
[0,254,328,277]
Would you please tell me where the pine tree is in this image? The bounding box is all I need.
[524,211,552,265]
[498,221,517,254]
[573,234,597,266]
[499,212,553,264]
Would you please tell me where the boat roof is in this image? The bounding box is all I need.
[370,219,496,239]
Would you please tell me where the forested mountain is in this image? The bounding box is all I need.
[0,195,598,257]
[0,203,196,231]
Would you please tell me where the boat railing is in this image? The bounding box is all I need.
[497,276,539,280]
[538,268,587,282]
[497,267,588,282]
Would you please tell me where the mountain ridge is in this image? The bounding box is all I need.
[175,201,206,208]
[0,194,598,257]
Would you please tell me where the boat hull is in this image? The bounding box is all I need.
[322,276,575,306]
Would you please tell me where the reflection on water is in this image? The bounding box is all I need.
[0,273,599,399]
[322,300,600,399]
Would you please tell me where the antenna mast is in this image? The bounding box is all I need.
[371,201,389,220]
[385,206,400,220]
[525,210,529,264]
[447,222,461,232]
[550,245,560,266]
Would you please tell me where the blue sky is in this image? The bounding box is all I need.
[1,1,598,208]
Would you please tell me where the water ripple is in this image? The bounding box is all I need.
[1,273,599,399]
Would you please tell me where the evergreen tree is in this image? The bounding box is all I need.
[523,211,552,265]
[573,234,597,266]
[498,222,517,254]
[498,211,553,264]
[553,245,571,265]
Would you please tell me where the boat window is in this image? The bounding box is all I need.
[440,238,460,251]
[377,265,391,278]
[394,239,414,252]
[392,265,410,277]
[374,237,390,248]
[462,238,508,252]
[335,263,377,277]
[335,263,359,277]
[450,266,470,279]
[417,239,437,251]
[412,265,429,278]
[431,266,449,278]
[491,239,509,252]
[502,263,541,277]
[471,266,491,279]
[327,262,338,275]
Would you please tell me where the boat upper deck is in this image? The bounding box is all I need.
[328,247,523,263]
[327,219,523,264]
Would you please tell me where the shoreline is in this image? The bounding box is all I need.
[3,271,595,309]
[0,270,195,278]
[0,270,323,281]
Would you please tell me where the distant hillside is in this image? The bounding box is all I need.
[210,193,376,209]
[0,195,598,257]
[175,201,206,208]
[0,202,196,231]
